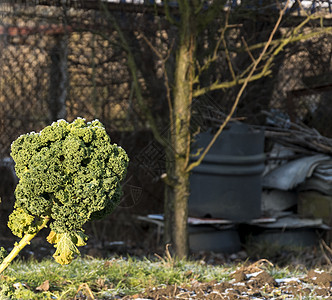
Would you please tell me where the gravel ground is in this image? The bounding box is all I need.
[123,260,332,300]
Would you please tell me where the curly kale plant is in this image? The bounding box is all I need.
[0,118,128,273]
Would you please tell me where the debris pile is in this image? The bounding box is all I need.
[139,112,332,253]
[259,110,332,245]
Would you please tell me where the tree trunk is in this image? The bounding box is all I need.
[164,2,194,258]
[164,147,190,258]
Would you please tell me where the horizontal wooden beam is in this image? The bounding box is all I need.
[2,1,332,27]
[1,0,175,15]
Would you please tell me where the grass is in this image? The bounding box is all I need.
[0,241,331,299]
[2,241,332,300]
[0,252,315,300]
[0,254,235,299]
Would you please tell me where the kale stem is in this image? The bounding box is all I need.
[0,216,50,275]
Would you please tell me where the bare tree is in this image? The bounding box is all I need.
[95,0,332,258]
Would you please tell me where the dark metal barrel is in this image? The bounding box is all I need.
[189,123,265,221]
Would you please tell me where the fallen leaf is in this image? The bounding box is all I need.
[36,280,50,291]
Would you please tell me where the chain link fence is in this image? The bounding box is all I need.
[269,33,332,137]
[0,1,331,245]
[1,3,331,157]
[0,2,162,243]
[0,3,149,161]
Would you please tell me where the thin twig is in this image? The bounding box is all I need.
[321,239,332,256]
[297,0,310,18]
[241,36,256,63]
[223,34,237,80]
[196,12,232,79]
[319,241,332,267]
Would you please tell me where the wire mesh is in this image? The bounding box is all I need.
[0,2,148,159]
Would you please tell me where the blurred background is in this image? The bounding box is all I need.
[0,0,332,262]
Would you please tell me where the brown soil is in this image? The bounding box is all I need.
[123,260,332,299]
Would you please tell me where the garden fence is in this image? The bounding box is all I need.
[0,1,331,242]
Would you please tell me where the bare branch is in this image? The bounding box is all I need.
[193,8,331,98]
[195,11,239,81]
[99,1,167,148]
[241,36,256,64]
[246,13,330,52]
[164,0,180,26]
[139,32,175,137]
[297,0,310,18]
[222,15,237,81]
[187,0,290,172]
[193,69,273,97]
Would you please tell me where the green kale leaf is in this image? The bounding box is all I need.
[8,118,129,265]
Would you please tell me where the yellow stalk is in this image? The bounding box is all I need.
[0,216,50,275]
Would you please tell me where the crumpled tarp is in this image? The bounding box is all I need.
[262,154,332,192]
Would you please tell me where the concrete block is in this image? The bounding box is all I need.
[298,191,332,225]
